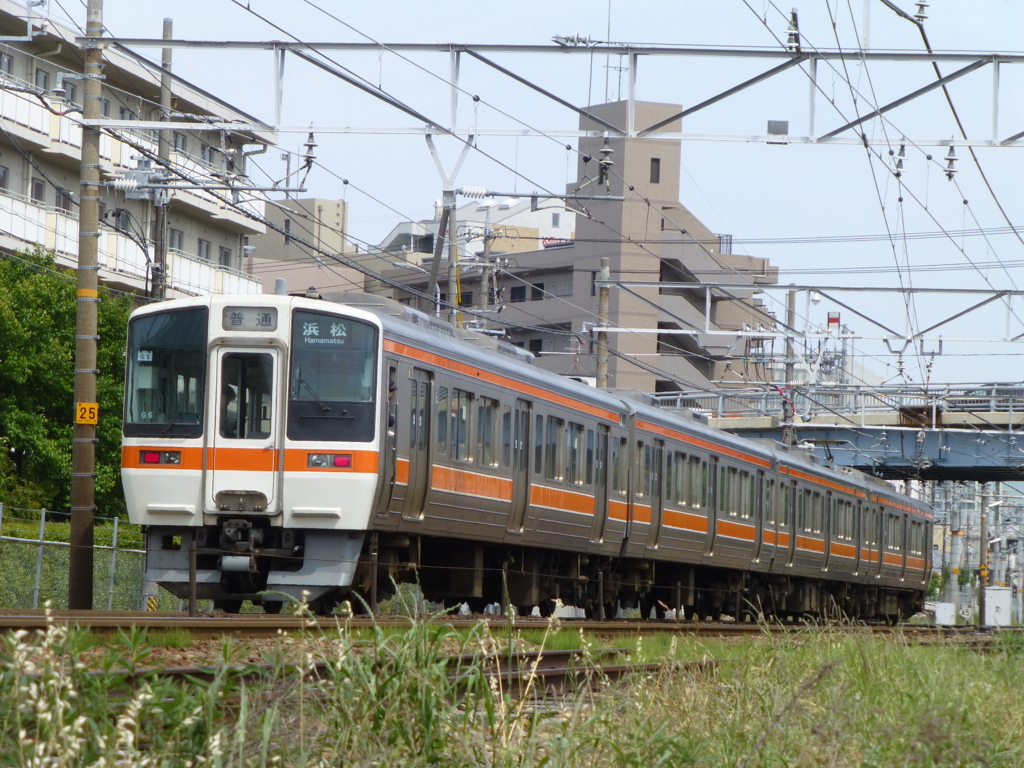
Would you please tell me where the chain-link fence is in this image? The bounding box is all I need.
[0,503,149,610]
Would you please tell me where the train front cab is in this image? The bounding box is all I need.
[122,297,385,611]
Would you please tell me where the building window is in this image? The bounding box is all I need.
[197,238,211,262]
[56,190,73,212]
[283,218,291,245]
[0,53,13,78]
[0,166,7,191]
[119,106,135,121]
[97,200,106,223]
[168,228,184,251]
[173,132,187,153]
[459,291,473,307]
[552,212,560,228]
[218,246,233,268]
[530,282,544,301]
[201,143,216,165]
[99,97,110,117]
[34,68,48,92]
[63,82,76,105]
[528,338,543,356]
[30,178,45,204]
[510,285,526,303]
[650,157,661,184]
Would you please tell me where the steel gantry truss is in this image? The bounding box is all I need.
[74,38,1024,148]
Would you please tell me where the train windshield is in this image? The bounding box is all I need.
[288,310,379,442]
[124,307,209,438]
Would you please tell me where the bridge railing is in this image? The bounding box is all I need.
[652,383,1024,421]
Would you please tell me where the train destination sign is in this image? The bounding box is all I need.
[222,306,278,332]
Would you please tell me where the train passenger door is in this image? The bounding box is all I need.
[208,348,280,512]
[752,471,767,563]
[871,506,885,578]
[703,456,719,556]
[589,426,610,543]
[375,362,399,519]
[401,368,432,521]
[823,493,834,572]
[507,400,531,533]
[853,501,863,574]
[646,440,664,550]
[782,480,798,568]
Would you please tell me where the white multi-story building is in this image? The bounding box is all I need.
[0,0,273,297]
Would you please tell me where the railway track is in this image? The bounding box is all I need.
[0,609,1003,643]
[31,646,723,703]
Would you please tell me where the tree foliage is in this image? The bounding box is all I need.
[0,249,134,517]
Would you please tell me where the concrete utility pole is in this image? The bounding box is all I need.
[151,17,172,300]
[596,257,609,388]
[447,207,461,327]
[980,485,990,624]
[69,0,104,610]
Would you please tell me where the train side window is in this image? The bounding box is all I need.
[476,397,498,466]
[634,442,647,498]
[610,437,627,495]
[451,389,472,462]
[585,429,594,485]
[686,456,701,508]
[534,414,544,473]
[701,460,710,509]
[812,492,823,534]
[664,452,673,503]
[408,380,419,446]
[741,471,754,519]
[545,416,564,480]
[566,422,584,485]
[502,406,512,467]
[797,490,807,531]
[435,387,448,453]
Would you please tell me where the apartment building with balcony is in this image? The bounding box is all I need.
[380,100,778,394]
[0,1,273,297]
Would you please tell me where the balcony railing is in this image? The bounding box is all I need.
[0,188,260,296]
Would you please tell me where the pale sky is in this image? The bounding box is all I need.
[53,0,1024,385]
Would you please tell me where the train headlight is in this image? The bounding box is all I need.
[140,450,181,465]
[307,453,352,469]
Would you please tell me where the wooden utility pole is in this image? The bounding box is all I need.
[69,0,104,609]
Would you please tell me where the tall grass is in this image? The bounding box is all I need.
[2,607,1023,766]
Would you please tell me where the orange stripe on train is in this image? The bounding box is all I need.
[433,465,513,501]
[529,484,595,516]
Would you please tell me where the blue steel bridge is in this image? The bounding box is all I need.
[653,383,1024,482]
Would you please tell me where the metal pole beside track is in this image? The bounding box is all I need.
[188,538,197,618]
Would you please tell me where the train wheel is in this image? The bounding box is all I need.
[214,599,243,614]
[262,601,283,615]
[311,595,338,616]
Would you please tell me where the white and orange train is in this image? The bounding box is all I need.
[122,290,932,617]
